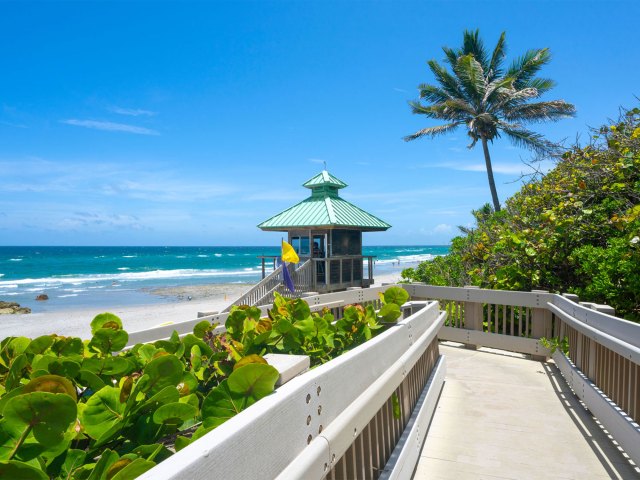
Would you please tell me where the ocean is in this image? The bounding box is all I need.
[0,245,448,312]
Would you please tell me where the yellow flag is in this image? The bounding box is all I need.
[281,240,300,263]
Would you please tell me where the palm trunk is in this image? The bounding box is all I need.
[481,136,501,212]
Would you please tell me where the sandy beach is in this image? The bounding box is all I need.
[0,271,403,341]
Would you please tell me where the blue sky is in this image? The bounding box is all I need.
[1,1,638,246]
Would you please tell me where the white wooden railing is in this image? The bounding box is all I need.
[132,286,445,480]
[402,283,640,466]
[126,283,640,478]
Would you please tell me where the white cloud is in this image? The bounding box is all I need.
[432,162,534,175]
[58,212,146,230]
[433,223,454,234]
[108,106,156,117]
[308,158,326,165]
[61,119,159,136]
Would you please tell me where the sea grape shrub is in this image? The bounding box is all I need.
[403,106,640,321]
[204,288,408,367]
[0,287,409,478]
[0,313,278,479]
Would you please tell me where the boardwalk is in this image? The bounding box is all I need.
[414,343,640,480]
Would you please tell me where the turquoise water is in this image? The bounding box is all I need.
[0,245,448,311]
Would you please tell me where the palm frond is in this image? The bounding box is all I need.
[483,76,515,106]
[490,87,538,111]
[442,46,459,66]
[520,77,556,96]
[462,29,489,71]
[427,60,465,100]
[503,100,576,122]
[454,54,486,105]
[403,122,462,142]
[418,83,452,104]
[500,124,560,156]
[507,48,551,88]
[487,31,507,81]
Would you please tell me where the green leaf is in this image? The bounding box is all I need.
[377,303,402,323]
[233,354,267,371]
[86,449,119,480]
[174,436,190,452]
[392,392,401,420]
[25,336,54,355]
[109,457,155,480]
[48,359,81,379]
[5,354,29,391]
[3,392,77,447]
[89,329,129,354]
[189,345,201,371]
[225,310,246,339]
[59,449,86,479]
[293,319,315,336]
[193,320,212,339]
[227,363,278,401]
[275,319,294,335]
[23,374,77,401]
[383,286,409,307]
[291,299,311,321]
[77,369,106,392]
[143,355,184,395]
[80,386,125,440]
[152,403,197,427]
[201,380,243,428]
[137,386,180,415]
[90,313,123,334]
[0,460,48,480]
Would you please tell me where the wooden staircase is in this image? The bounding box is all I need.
[222,259,314,311]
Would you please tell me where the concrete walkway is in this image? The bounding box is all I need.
[414,343,640,480]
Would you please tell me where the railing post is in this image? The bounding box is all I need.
[462,286,482,350]
[531,290,552,361]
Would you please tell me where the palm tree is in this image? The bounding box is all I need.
[405,30,575,212]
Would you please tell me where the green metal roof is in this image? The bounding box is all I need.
[258,171,391,232]
[302,171,347,189]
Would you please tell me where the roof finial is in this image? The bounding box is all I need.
[323,160,327,171]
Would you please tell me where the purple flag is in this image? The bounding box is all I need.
[282,262,295,293]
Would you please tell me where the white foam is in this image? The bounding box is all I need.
[376,253,438,265]
[0,274,4,278]
[117,267,130,271]
[58,294,79,298]
[197,255,207,258]
[0,268,261,288]
[176,256,186,258]
[122,255,137,258]
[9,258,23,262]
[214,254,222,257]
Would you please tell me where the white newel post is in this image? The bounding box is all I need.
[531,290,552,361]
[463,286,482,350]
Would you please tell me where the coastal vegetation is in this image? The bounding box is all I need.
[0,288,408,479]
[404,29,575,211]
[403,107,640,321]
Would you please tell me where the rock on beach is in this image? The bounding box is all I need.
[0,301,32,315]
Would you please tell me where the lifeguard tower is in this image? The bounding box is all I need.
[223,170,390,309]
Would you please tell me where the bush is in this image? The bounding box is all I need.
[403,107,640,320]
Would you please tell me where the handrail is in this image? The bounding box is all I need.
[136,291,444,480]
[127,282,640,476]
[222,263,286,312]
[547,302,640,365]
